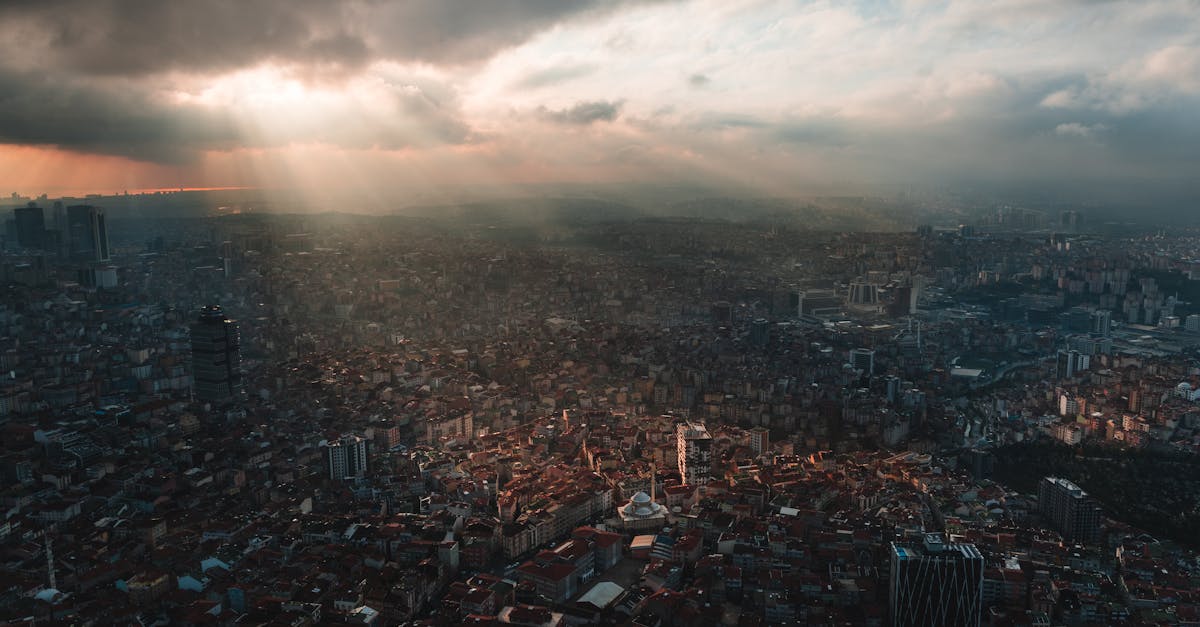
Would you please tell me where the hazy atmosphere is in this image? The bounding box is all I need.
[1,0,1198,208]
[9,3,1200,625]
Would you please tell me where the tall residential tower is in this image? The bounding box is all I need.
[190,305,243,404]
[1038,476,1102,543]
[676,421,712,486]
[323,435,369,480]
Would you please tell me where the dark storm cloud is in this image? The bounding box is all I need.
[0,0,669,76]
[539,100,624,125]
[0,69,238,162]
[0,0,666,160]
[0,0,364,76]
[366,1,669,66]
[0,68,478,159]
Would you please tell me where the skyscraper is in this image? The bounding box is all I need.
[324,435,369,480]
[676,421,712,486]
[1055,349,1088,379]
[1091,309,1112,337]
[66,205,109,262]
[13,204,45,249]
[888,285,915,317]
[749,318,770,346]
[890,534,983,627]
[190,305,243,404]
[850,348,875,377]
[1038,476,1102,543]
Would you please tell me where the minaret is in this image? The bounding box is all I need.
[650,462,656,504]
[45,532,56,590]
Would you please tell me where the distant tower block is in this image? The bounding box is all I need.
[909,276,924,312]
[676,422,712,487]
[849,348,875,377]
[847,281,883,314]
[848,282,880,306]
[1091,309,1112,337]
[711,301,733,326]
[749,427,770,456]
[323,435,369,480]
[13,204,46,249]
[749,318,769,346]
[66,205,109,262]
[190,305,244,404]
[1038,477,1102,543]
[798,289,842,319]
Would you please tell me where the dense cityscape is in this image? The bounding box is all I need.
[3,192,1200,625]
[3,1,1200,626]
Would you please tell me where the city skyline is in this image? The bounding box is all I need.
[7,193,1200,624]
[0,0,1197,210]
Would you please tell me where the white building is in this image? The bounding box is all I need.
[1175,382,1200,402]
[323,435,369,480]
[1059,395,1080,418]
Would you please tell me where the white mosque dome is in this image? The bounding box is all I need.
[623,491,664,518]
[35,588,64,604]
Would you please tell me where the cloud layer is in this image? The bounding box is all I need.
[0,0,665,75]
[0,0,1197,203]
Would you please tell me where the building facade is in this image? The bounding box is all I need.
[324,435,369,480]
[1056,349,1088,379]
[13,205,45,249]
[749,426,770,456]
[190,305,243,404]
[676,421,712,486]
[66,205,109,262]
[889,534,984,627]
[1038,476,1102,543]
[850,348,875,376]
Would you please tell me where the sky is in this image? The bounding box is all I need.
[0,0,1198,205]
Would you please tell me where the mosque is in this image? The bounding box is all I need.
[615,468,669,532]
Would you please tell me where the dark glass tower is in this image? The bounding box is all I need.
[13,205,45,249]
[890,534,983,627]
[66,205,109,262]
[190,305,243,404]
